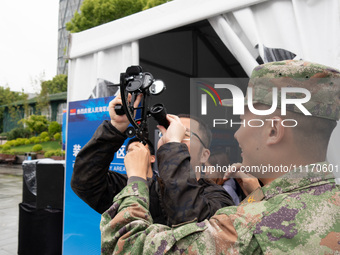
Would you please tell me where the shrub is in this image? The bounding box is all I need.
[32,137,41,144]
[40,131,49,139]
[1,149,16,155]
[2,144,11,151]
[54,132,61,141]
[15,138,26,146]
[44,150,55,158]
[7,127,31,140]
[6,141,15,147]
[24,139,31,145]
[54,150,65,156]
[32,144,43,152]
[48,122,61,135]
[44,137,50,142]
[44,149,65,158]
[13,140,21,147]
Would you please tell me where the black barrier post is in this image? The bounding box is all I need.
[18,159,64,255]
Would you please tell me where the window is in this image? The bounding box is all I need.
[57,103,67,124]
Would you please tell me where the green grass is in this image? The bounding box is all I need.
[7,141,62,154]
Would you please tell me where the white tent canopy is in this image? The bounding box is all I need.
[67,0,270,101]
[67,0,340,179]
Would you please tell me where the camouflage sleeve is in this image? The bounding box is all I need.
[101,180,153,254]
[101,181,245,254]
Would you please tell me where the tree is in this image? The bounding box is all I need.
[143,0,170,9]
[35,74,67,116]
[36,80,50,117]
[41,74,67,94]
[66,0,171,33]
[0,87,27,132]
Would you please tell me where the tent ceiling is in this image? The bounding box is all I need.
[140,20,247,79]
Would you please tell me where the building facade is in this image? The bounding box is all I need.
[58,0,84,75]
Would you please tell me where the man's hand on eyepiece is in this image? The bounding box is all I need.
[124,142,150,180]
[157,114,186,149]
[108,93,142,133]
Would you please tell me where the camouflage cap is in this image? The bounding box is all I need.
[223,60,340,120]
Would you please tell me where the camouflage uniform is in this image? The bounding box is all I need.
[100,60,340,254]
[101,164,339,254]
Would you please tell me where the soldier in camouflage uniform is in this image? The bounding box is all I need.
[100,60,340,254]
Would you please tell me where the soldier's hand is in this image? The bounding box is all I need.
[157,114,186,149]
[108,93,142,133]
[124,142,150,180]
[224,163,261,196]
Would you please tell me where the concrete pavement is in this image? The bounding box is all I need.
[0,164,23,255]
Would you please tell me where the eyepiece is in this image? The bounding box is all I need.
[150,103,169,129]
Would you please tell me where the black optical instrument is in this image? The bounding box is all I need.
[108,65,169,143]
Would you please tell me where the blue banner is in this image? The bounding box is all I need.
[63,96,128,254]
[62,109,67,150]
